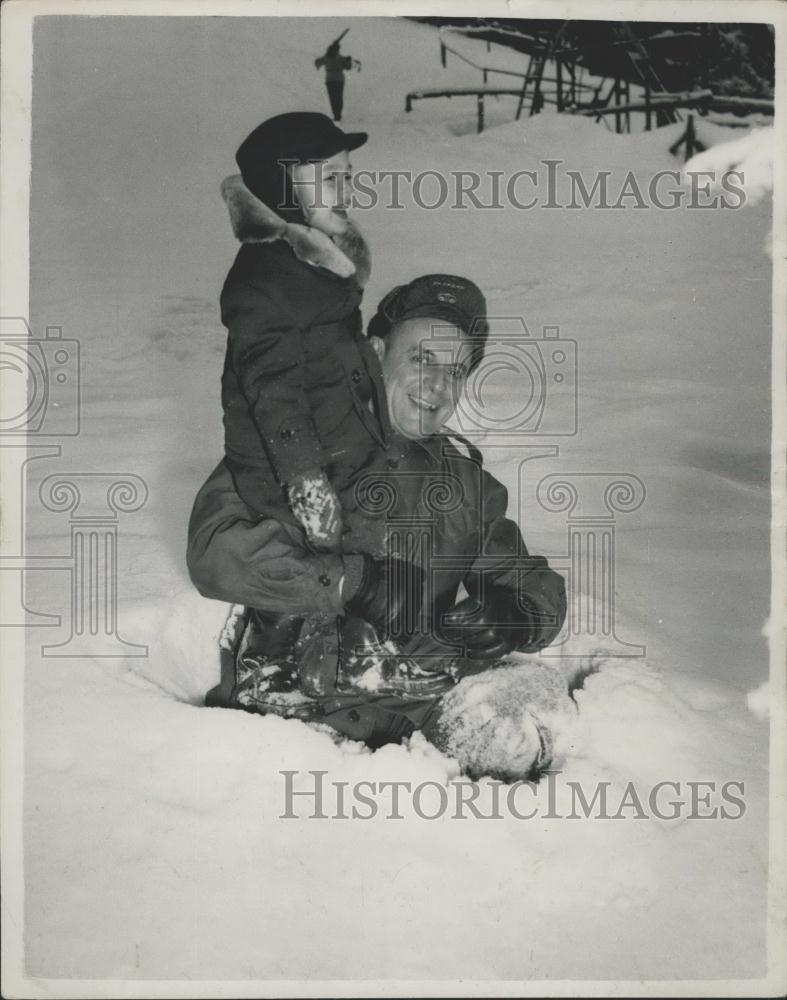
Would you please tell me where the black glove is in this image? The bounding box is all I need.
[345,555,424,641]
[441,586,541,660]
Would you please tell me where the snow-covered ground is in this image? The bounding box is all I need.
[16,15,778,989]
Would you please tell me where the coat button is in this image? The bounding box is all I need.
[348,709,360,722]
[280,428,293,440]
[387,458,399,469]
[351,369,363,384]
[318,573,331,587]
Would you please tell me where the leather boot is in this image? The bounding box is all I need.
[338,615,455,698]
[235,608,305,696]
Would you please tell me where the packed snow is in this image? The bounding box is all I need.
[684,124,775,206]
[19,15,776,988]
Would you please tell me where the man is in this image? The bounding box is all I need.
[188,275,568,779]
[314,40,360,122]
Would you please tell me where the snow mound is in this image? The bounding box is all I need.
[747,681,771,720]
[684,125,774,204]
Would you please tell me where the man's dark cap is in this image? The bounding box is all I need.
[369,274,489,370]
[375,274,488,335]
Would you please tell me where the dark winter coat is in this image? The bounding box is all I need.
[220,175,387,522]
[190,385,567,740]
[315,52,353,82]
[188,434,567,667]
[345,432,567,652]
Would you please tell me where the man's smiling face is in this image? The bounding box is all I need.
[372,317,473,440]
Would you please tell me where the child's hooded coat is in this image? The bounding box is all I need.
[219,174,396,525]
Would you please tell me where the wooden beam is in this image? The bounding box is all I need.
[708,95,774,114]
[575,88,713,117]
[408,87,527,100]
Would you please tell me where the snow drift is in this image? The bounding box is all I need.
[19,15,774,987]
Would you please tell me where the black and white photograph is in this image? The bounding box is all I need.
[1,1,785,996]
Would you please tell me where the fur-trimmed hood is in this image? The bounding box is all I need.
[221,174,371,287]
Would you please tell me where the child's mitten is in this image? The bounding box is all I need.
[287,471,343,550]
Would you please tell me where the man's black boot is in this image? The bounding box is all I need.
[338,615,454,698]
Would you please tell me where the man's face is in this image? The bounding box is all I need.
[291,150,351,237]
[373,317,473,440]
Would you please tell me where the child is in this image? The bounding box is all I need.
[220,111,399,557]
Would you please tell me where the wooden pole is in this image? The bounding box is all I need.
[530,56,545,117]
[478,93,485,133]
[645,79,651,131]
[515,77,528,120]
[614,78,621,133]
[515,54,534,120]
[440,42,446,68]
[668,113,706,161]
[624,79,631,133]
[685,114,695,159]
[556,57,563,112]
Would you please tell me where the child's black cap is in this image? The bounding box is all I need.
[237,112,367,167]
[236,112,366,206]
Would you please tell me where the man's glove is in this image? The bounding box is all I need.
[441,586,542,660]
[345,555,424,641]
[287,471,342,551]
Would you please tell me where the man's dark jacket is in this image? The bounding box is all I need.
[188,432,567,690]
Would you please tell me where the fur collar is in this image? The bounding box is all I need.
[221,174,371,287]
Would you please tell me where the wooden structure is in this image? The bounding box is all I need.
[406,22,774,138]
[406,87,527,133]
